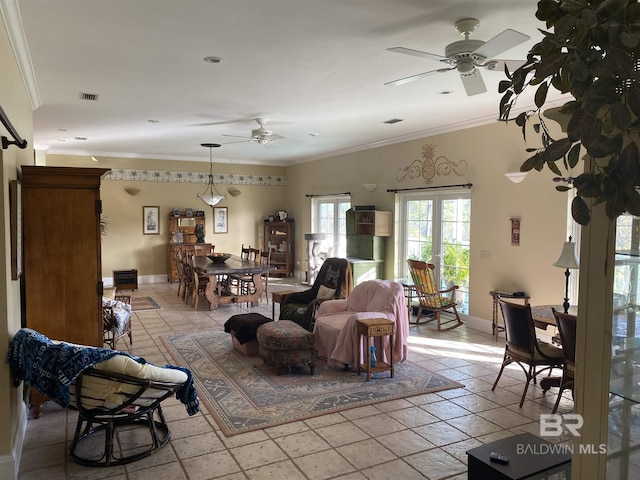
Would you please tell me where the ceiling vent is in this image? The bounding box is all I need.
[79,92,99,101]
[74,136,87,141]
[383,118,403,124]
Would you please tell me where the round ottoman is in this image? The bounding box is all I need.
[256,320,317,375]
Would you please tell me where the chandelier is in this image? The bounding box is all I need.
[197,143,226,207]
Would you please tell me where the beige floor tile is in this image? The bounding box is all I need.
[376,429,436,456]
[315,422,369,447]
[294,449,356,480]
[477,407,533,429]
[405,448,467,479]
[336,438,397,470]
[245,459,307,480]
[172,431,227,459]
[413,421,470,447]
[420,400,471,420]
[274,430,332,458]
[353,413,406,437]
[360,458,427,480]
[229,439,288,470]
[446,414,504,438]
[387,406,440,428]
[182,451,241,480]
[127,462,188,480]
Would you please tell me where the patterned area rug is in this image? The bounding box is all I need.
[162,329,464,436]
[130,296,161,311]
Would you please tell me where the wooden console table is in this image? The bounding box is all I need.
[356,318,395,381]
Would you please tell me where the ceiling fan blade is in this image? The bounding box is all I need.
[473,29,530,60]
[221,140,251,145]
[385,67,453,86]
[387,47,449,63]
[460,69,487,96]
[222,134,250,139]
[483,59,526,73]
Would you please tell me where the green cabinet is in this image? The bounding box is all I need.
[346,208,391,284]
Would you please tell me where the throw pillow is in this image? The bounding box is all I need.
[316,285,336,301]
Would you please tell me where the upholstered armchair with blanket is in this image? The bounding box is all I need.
[313,279,410,368]
[279,257,353,331]
[6,328,199,467]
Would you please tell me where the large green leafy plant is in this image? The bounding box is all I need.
[499,0,640,225]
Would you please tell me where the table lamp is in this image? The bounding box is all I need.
[553,235,579,314]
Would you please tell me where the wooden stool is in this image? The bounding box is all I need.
[356,318,395,381]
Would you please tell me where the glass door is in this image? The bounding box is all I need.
[401,192,470,314]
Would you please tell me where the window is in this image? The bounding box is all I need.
[312,196,351,257]
[399,191,471,314]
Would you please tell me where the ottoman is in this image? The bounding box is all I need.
[223,313,273,356]
[256,320,317,375]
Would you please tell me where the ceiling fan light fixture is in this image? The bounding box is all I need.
[197,143,226,207]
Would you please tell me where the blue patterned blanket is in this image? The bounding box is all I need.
[6,328,199,416]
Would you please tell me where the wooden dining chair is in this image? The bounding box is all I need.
[259,249,272,304]
[551,308,577,413]
[407,259,463,331]
[232,245,260,296]
[492,299,564,407]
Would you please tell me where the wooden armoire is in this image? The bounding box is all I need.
[21,166,110,347]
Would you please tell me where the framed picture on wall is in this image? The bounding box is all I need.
[213,207,228,234]
[10,180,22,280]
[143,206,160,235]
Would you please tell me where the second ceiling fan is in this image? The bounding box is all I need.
[385,18,530,96]
[222,118,285,145]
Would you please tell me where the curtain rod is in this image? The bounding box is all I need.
[386,183,472,193]
[305,192,351,198]
[0,105,28,150]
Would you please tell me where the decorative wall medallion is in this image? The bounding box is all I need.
[397,143,468,184]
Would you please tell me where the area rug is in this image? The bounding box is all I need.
[130,296,161,311]
[162,329,464,436]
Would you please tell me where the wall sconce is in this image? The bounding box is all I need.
[124,187,141,196]
[505,172,528,183]
[227,187,242,197]
[363,183,377,191]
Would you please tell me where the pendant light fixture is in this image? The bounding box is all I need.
[197,143,226,207]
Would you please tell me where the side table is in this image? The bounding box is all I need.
[356,318,395,381]
[489,290,530,340]
[466,432,571,479]
[271,290,297,320]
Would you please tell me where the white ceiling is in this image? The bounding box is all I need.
[8,0,566,166]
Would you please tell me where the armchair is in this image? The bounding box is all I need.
[279,257,353,331]
[313,279,410,368]
[6,328,199,466]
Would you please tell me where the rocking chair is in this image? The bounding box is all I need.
[407,259,463,331]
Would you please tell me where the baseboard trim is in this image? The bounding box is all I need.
[0,402,27,480]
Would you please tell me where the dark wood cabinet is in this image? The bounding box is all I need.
[21,166,109,347]
[264,220,294,277]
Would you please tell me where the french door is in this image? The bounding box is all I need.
[400,191,471,314]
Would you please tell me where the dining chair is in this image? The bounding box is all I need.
[551,308,577,413]
[175,252,186,299]
[233,245,260,297]
[492,299,564,407]
[259,249,272,304]
[407,259,463,331]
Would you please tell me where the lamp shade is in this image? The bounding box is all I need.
[553,238,579,269]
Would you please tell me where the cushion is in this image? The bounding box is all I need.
[316,285,336,301]
[103,297,132,335]
[70,355,188,410]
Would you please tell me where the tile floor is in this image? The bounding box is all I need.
[17,279,575,480]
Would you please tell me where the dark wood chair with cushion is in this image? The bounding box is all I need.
[279,257,353,331]
[492,299,564,407]
[103,295,132,349]
[551,308,577,413]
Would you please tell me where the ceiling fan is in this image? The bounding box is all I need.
[385,18,530,96]
[222,118,285,145]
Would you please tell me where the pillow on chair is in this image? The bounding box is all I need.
[317,285,336,301]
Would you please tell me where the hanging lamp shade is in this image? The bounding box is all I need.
[197,143,226,207]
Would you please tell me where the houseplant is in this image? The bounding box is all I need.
[499,0,640,225]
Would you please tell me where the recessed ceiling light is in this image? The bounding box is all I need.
[437,90,453,95]
[308,133,319,137]
[203,56,223,64]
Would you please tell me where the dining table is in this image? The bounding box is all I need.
[192,255,275,310]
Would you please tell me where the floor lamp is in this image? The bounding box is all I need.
[553,235,579,314]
